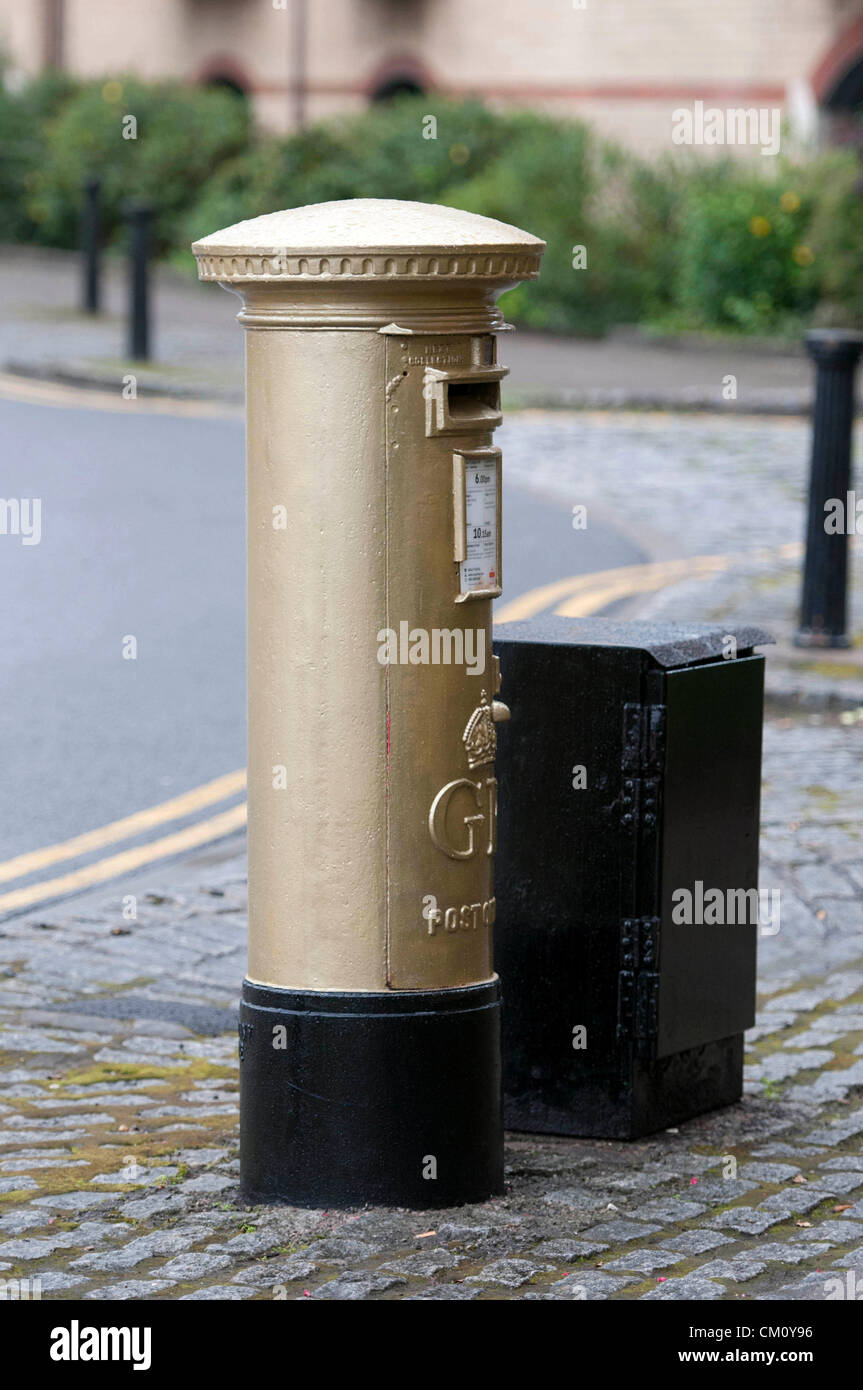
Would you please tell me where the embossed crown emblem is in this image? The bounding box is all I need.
[463,690,496,770]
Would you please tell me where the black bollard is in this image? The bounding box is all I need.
[125,202,153,361]
[80,177,101,314]
[796,329,863,648]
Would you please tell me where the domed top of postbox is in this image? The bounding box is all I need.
[192,198,544,286]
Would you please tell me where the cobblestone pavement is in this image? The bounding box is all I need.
[0,699,860,1301]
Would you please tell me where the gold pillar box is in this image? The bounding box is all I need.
[193,200,543,1208]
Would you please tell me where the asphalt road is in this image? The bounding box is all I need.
[0,397,644,866]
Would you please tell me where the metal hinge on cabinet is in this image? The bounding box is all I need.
[618,699,666,1045]
[620,702,666,828]
[617,916,660,1041]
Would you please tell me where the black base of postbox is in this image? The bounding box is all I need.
[238,977,503,1208]
[494,618,771,1142]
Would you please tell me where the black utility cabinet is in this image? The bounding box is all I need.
[494,618,771,1139]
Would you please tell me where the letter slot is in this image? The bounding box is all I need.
[425,365,507,437]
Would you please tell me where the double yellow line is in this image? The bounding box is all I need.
[496,554,731,623]
[495,542,802,624]
[0,771,246,916]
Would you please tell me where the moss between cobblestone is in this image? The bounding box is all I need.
[0,1051,237,1203]
[29,1170,143,1198]
[59,1058,234,1087]
[0,1187,36,1205]
[88,977,158,994]
[753,988,863,1036]
[826,1043,863,1070]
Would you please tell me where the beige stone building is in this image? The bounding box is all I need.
[3,0,863,153]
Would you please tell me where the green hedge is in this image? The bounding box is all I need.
[441,114,678,334]
[180,98,519,243]
[1,74,861,334]
[797,151,863,328]
[15,76,249,255]
[666,162,819,333]
[0,68,77,241]
[651,151,863,335]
